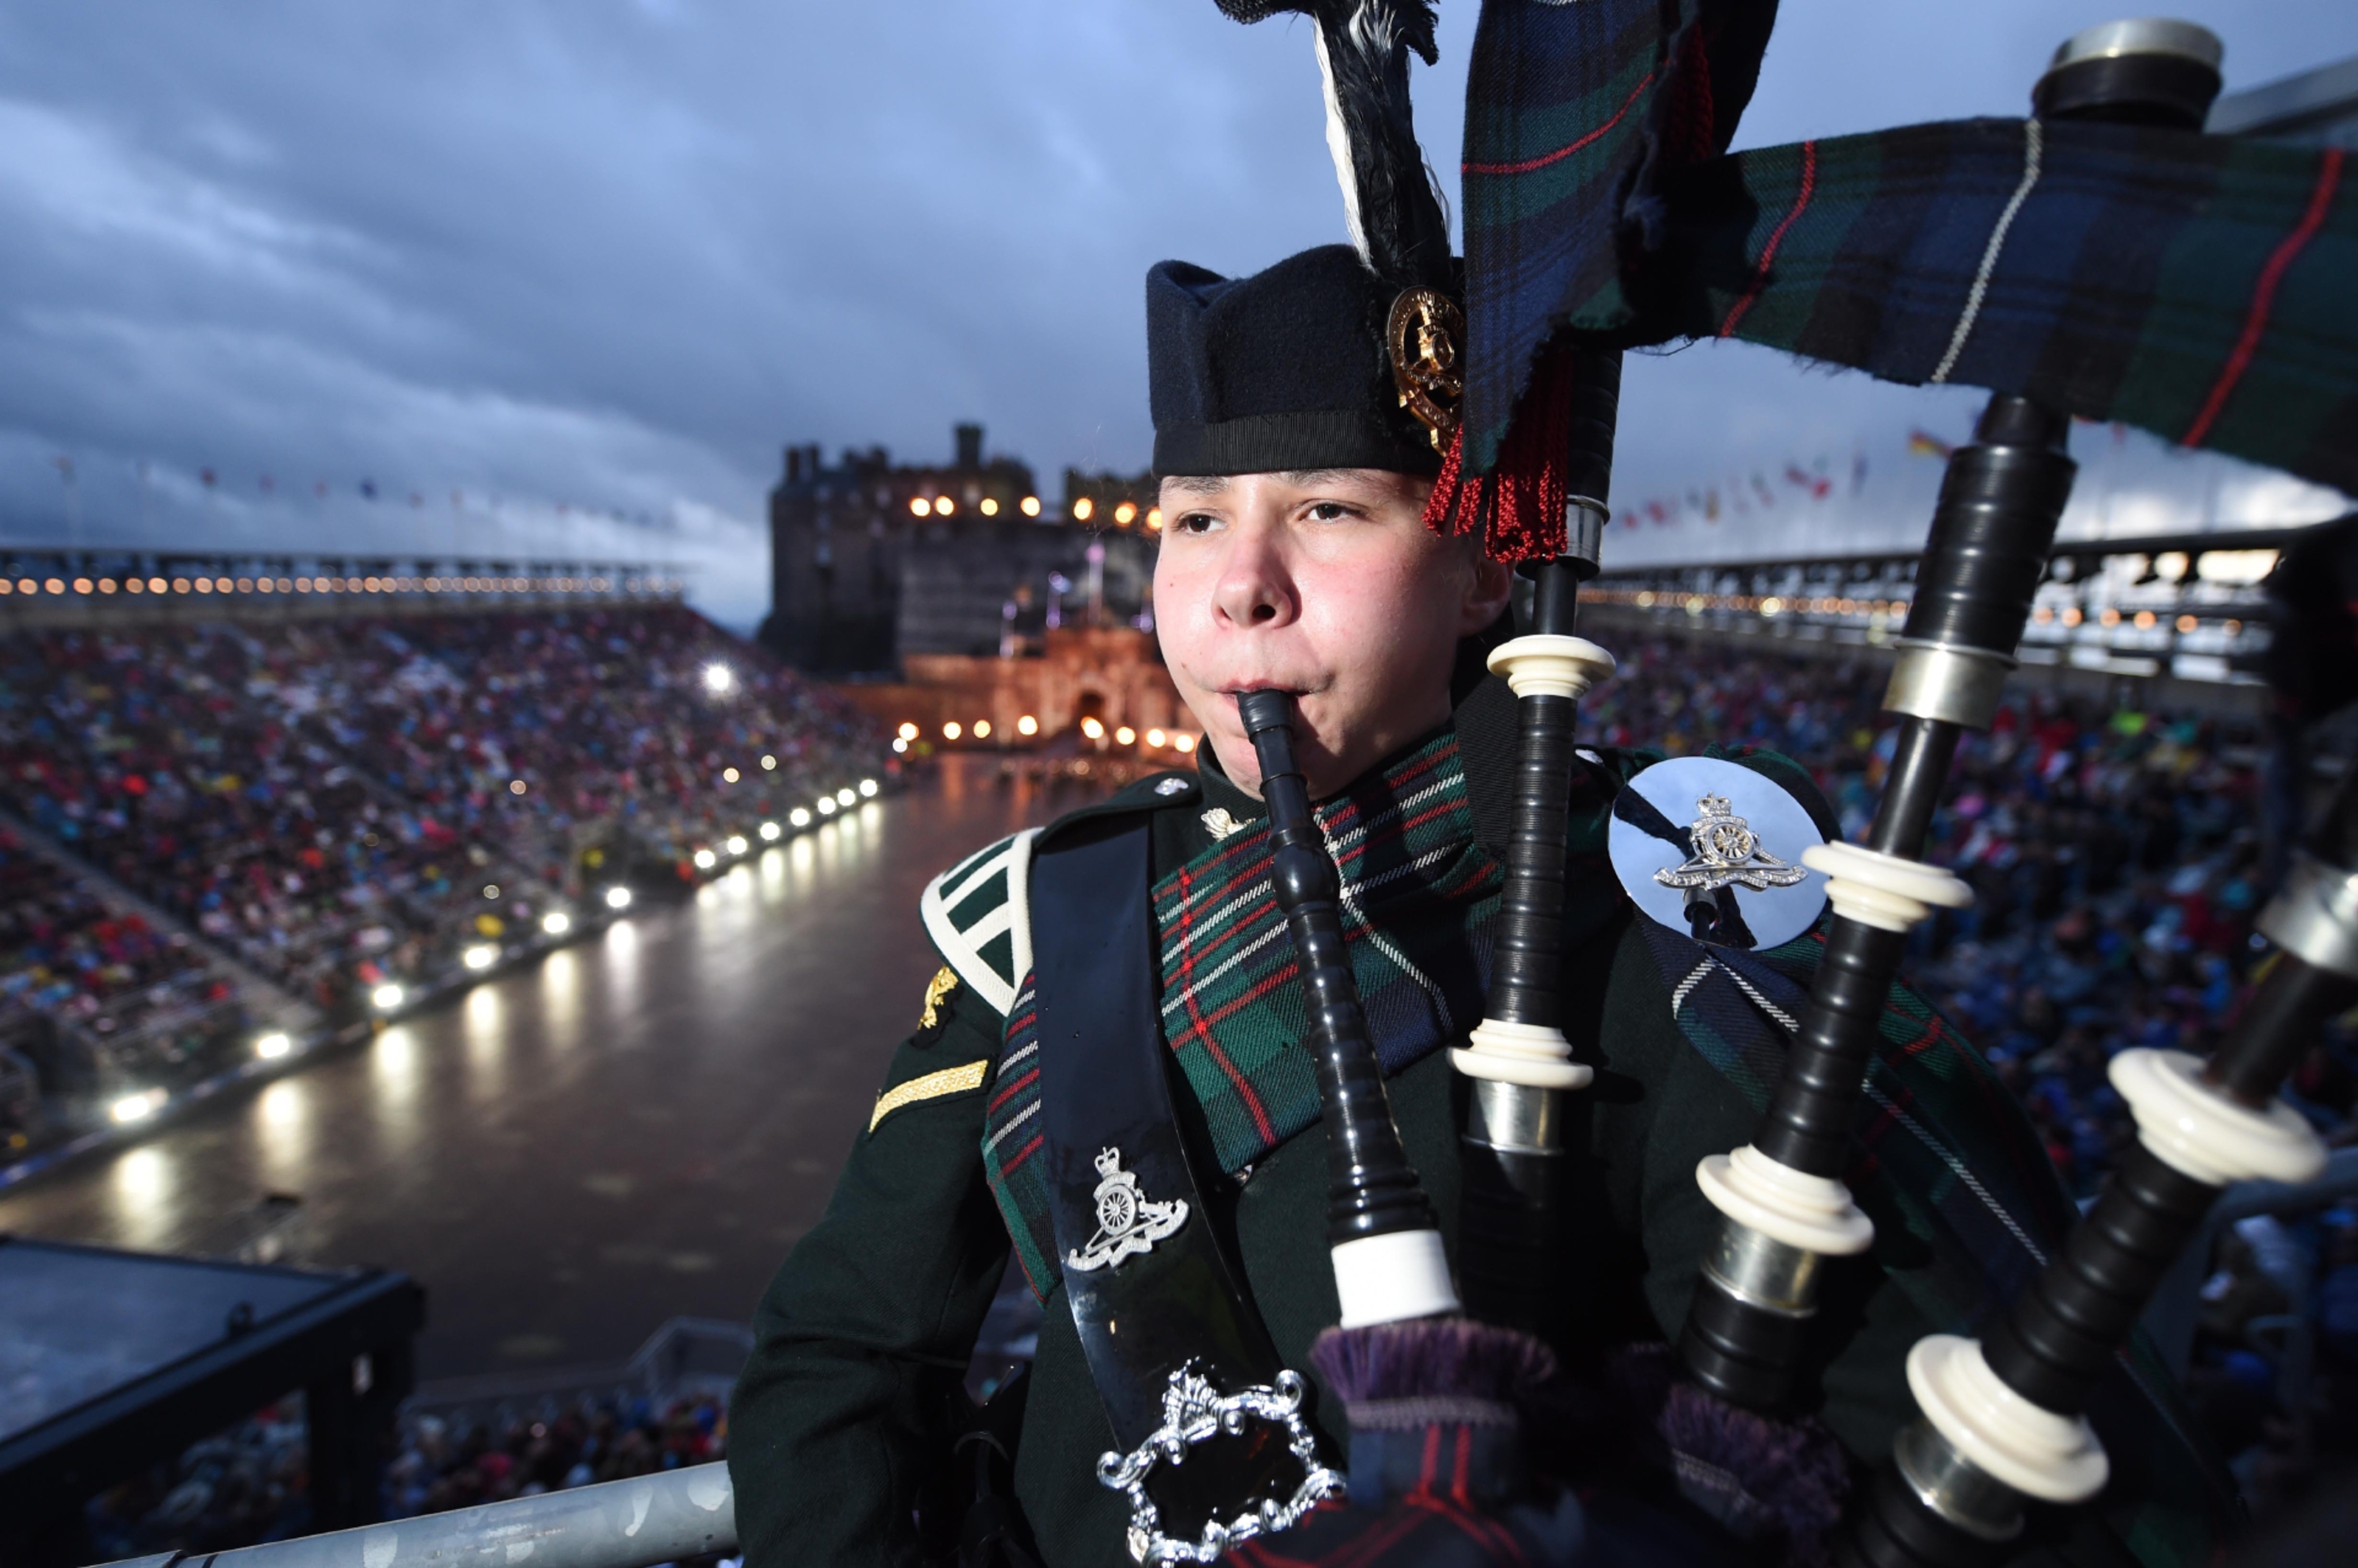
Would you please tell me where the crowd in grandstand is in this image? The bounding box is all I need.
[80,1390,729,1561]
[0,603,889,1154]
[0,827,250,1153]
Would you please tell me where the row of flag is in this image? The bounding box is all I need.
[1612,451,1870,530]
[1606,418,2135,531]
[41,455,675,533]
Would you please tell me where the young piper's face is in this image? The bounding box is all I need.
[1154,469,1512,799]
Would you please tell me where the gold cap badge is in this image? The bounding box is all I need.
[1387,287,1466,452]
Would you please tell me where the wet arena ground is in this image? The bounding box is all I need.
[0,762,1079,1381]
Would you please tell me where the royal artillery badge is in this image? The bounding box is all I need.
[1609,755,1829,950]
[1065,1147,1189,1273]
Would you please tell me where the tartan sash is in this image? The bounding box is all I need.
[981,731,1505,1298]
[1460,1,2357,497]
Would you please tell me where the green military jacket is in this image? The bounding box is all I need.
[728,700,2207,1568]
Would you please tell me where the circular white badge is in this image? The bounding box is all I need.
[1607,755,1829,950]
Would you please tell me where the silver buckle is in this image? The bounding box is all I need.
[1096,1364,1342,1564]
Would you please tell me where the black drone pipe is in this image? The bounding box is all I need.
[1676,21,2220,1413]
[1238,690,1444,1256]
[1456,347,1623,1331]
[1843,763,2353,1568]
[1676,389,2076,1411]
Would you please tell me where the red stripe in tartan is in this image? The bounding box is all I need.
[987,1067,1037,1113]
[1169,855,1278,1145]
[1449,1424,1470,1504]
[1178,825,1270,888]
[1230,1496,1425,1568]
[2183,146,2345,447]
[1175,959,1305,1051]
[1418,1423,1441,1491]
[1898,1011,1945,1057]
[1396,799,1460,839]
[999,1132,1043,1177]
[1406,1488,1527,1563]
[1718,139,1819,338]
[1197,1040,1277,1148]
[1463,70,1656,177]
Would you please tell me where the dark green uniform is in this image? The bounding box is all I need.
[727,713,1959,1566]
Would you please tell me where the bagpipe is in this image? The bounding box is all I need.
[1178,4,2358,1567]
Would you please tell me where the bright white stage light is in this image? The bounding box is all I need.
[112,1091,163,1124]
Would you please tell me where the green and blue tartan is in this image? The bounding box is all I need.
[1460,0,2357,497]
[981,731,1505,1297]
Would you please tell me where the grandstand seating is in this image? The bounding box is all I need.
[0,603,890,1158]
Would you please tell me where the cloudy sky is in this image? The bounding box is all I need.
[4,1,2354,629]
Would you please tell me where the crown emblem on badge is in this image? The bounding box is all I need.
[1388,287,1466,451]
[1066,1147,1189,1273]
[1654,793,1811,895]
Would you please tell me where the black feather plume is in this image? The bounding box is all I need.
[1217,1,1454,294]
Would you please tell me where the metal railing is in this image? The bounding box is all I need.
[98,1461,737,1568]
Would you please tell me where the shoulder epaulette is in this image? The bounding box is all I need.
[919,829,1040,1017]
[920,773,1204,1016]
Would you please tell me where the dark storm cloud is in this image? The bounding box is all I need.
[1,2,2351,625]
[0,1,1384,621]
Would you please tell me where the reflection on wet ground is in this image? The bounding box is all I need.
[0,763,1091,1379]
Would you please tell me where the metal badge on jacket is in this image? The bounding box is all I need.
[1065,1147,1190,1272]
[1609,756,1829,950]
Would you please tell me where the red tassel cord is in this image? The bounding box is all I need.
[1422,337,1581,564]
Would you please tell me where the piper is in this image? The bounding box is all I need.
[726,7,2242,1566]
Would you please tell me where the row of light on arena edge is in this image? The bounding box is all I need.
[1069,498,1161,530]
[910,494,1044,519]
[0,574,682,598]
[683,779,884,874]
[894,717,1198,752]
[107,899,604,1124]
[1602,587,2246,635]
[900,492,1166,531]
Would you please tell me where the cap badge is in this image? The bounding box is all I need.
[1387,287,1466,451]
[1654,794,1811,896]
[1066,1147,1189,1273]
